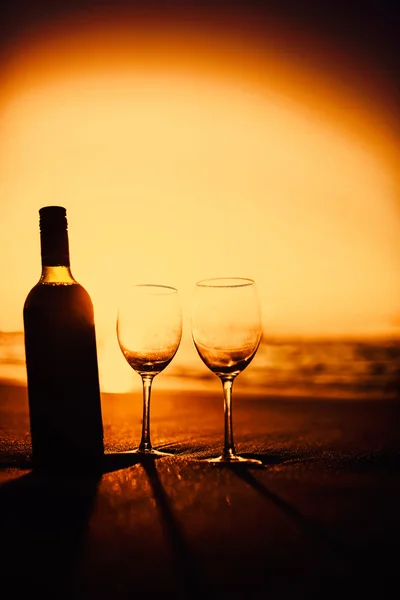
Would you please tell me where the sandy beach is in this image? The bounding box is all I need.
[1,381,399,461]
[1,382,400,598]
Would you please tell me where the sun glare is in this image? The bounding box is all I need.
[0,15,399,392]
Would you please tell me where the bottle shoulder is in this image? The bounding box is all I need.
[24,281,94,312]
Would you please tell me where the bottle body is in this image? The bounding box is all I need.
[23,207,104,469]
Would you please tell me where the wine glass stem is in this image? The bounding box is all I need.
[221,376,236,459]
[139,375,155,452]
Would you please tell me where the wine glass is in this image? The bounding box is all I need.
[117,284,182,456]
[191,277,262,465]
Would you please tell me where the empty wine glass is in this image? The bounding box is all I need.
[192,277,262,465]
[117,284,182,456]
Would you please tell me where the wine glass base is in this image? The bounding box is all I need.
[206,455,264,467]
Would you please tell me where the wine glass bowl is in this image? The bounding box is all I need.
[192,277,262,465]
[117,284,182,456]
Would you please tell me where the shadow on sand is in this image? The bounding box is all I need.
[0,467,101,599]
[0,450,206,599]
[226,460,350,560]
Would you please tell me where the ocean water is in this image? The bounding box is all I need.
[3,331,399,399]
[234,337,400,399]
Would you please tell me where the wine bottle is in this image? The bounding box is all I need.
[23,206,104,470]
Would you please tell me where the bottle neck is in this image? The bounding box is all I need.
[40,226,70,267]
[39,220,75,283]
[39,265,76,284]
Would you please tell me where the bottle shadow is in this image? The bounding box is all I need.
[0,450,144,473]
[0,450,196,598]
[0,467,101,598]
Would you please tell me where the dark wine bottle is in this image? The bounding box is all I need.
[23,206,104,470]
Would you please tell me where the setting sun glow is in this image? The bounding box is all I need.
[0,14,399,392]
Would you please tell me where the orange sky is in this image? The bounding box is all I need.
[0,12,399,390]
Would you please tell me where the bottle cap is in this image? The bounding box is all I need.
[39,206,70,265]
[39,206,68,230]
